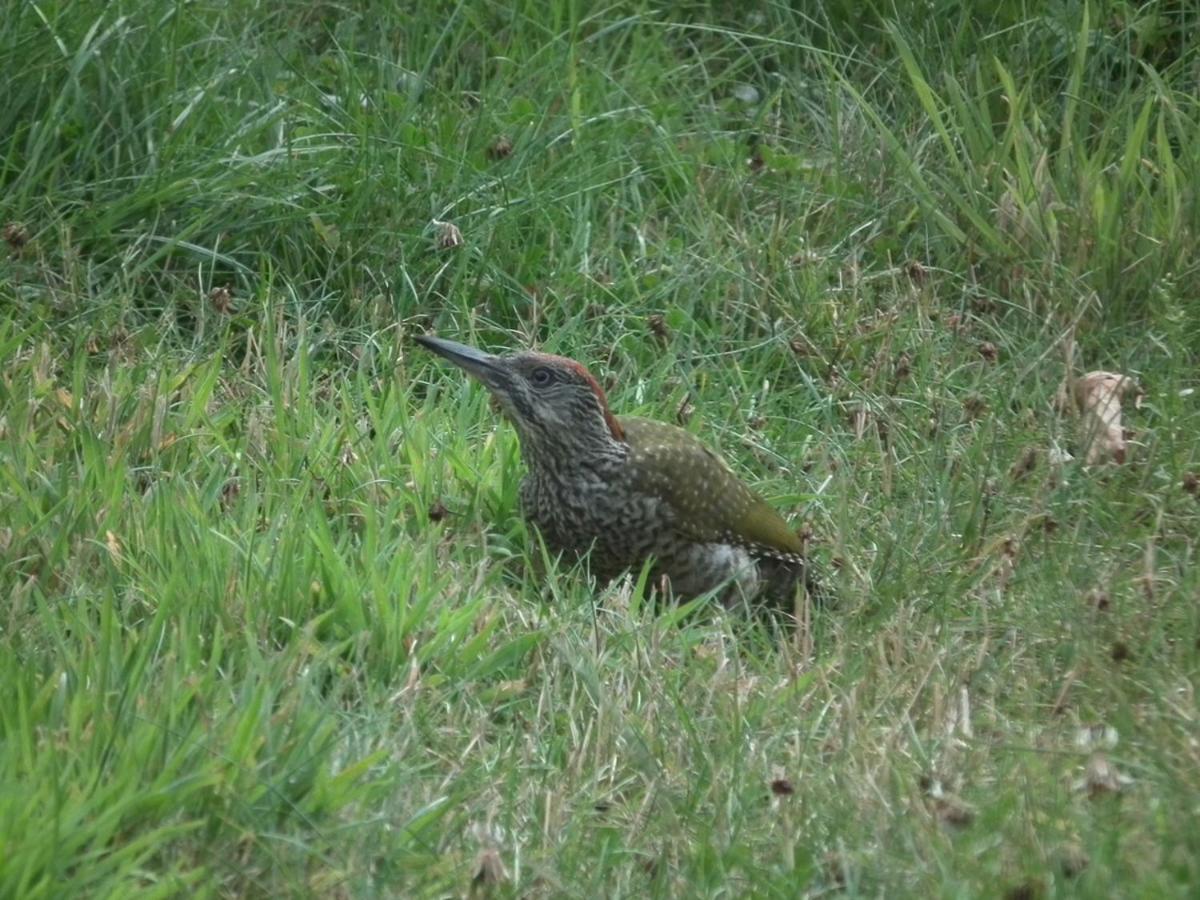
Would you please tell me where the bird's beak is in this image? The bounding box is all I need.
[413,334,508,390]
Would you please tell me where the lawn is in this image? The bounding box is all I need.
[2,1,1198,896]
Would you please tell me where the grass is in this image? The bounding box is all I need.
[2,0,1199,895]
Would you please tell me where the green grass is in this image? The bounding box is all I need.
[2,0,1199,895]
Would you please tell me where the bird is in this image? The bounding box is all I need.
[414,334,822,614]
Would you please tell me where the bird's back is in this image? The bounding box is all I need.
[618,416,806,561]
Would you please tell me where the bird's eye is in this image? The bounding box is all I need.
[531,367,554,387]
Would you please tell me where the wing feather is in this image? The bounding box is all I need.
[620,416,804,558]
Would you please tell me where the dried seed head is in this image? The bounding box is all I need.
[770,777,795,796]
[905,259,928,284]
[823,851,848,888]
[3,222,28,250]
[647,313,670,345]
[1058,842,1090,878]
[675,394,694,426]
[932,795,975,828]
[209,285,233,313]
[1009,446,1038,481]
[963,393,987,419]
[486,135,514,160]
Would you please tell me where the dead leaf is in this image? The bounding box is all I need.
[434,220,464,250]
[209,286,233,313]
[1056,371,1136,465]
[1074,752,1132,797]
[471,848,508,893]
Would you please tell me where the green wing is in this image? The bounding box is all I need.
[619,417,804,556]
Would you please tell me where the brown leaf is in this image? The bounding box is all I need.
[977,341,998,363]
[1056,371,1135,465]
[1074,752,1132,797]
[770,777,795,796]
[434,220,464,250]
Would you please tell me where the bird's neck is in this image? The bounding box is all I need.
[516,423,628,479]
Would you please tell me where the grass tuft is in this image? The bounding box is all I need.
[2,1,1198,895]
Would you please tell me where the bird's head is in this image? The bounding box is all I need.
[415,335,625,460]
